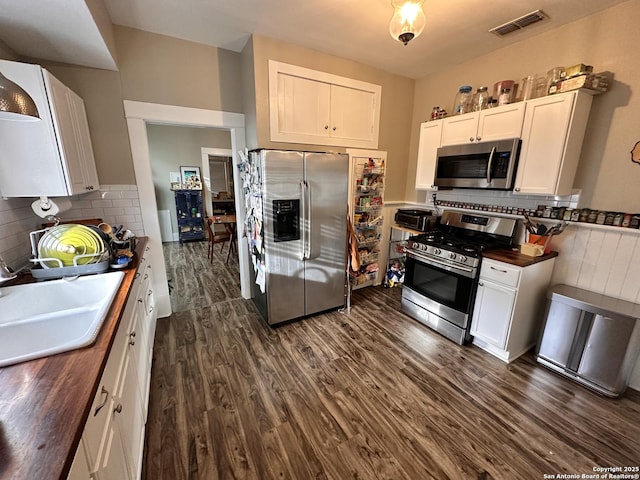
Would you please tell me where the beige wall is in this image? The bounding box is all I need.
[36,27,243,186]
[240,38,258,149]
[0,38,18,60]
[249,34,415,201]
[42,64,135,185]
[115,26,243,114]
[407,0,640,211]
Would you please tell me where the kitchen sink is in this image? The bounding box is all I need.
[0,271,125,367]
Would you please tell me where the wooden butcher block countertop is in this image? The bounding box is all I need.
[0,237,148,480]
[483,247,558,267]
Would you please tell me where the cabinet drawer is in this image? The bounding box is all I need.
[480,259,520,288]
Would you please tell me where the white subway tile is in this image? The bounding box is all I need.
[103,207,125,216]
[115,214,136,224]
[112,199,133,207]
[121,190,139,199]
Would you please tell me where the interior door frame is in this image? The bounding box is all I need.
[201,147,233,218]
[124,101,249,318]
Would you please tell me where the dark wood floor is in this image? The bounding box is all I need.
[143,240,640,480]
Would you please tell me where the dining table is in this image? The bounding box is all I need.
[208,214,237,260]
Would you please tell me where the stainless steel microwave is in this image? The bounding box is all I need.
[434,138,521,190]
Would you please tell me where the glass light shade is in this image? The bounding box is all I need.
[389,0,426,45]
[0,71,40,121]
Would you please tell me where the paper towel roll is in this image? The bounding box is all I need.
[31,196,72,218]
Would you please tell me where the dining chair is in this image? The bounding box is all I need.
[206,217,231,263]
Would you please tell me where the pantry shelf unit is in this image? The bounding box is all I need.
[349,154,385,289]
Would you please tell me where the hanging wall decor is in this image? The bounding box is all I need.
[631,140,640,165]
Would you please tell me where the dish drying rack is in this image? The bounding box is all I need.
[28,228,109,280]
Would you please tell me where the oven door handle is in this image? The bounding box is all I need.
[406,250,476,278]
[486,146,496,185]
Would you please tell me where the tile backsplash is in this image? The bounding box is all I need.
[0,185,143,270]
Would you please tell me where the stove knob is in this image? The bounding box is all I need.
[459,255,467,263]
[434,248,441,255]
[449,252,456,260]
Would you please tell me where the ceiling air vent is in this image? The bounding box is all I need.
[490,10,547,37]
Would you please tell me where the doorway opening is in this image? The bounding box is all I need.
[124,101,249,318]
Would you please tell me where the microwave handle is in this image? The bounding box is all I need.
[486,146,496,184]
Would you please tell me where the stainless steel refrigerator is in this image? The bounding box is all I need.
[248,149,349,325]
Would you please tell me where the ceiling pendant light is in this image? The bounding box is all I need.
[0,71,40,121]
[389,0,426,46]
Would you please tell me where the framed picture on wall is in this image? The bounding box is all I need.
[180,166,202,190]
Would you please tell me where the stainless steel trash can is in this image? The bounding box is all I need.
[536,284,640,397]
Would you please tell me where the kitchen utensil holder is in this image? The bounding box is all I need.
[528,233,552,254]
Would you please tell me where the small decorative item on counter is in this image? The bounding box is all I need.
[622,213,632,228]
[587,210,599,223]
[630,214,640,229]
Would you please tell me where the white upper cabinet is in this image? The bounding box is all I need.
[269,60,381,149]
[415,120,443,190]
[0,60,99,197]
[440,102,525,147]
[514,91,593,196]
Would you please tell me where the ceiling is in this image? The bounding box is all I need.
[0,0,629,79]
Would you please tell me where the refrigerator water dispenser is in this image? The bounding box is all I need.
[273,199,300,242]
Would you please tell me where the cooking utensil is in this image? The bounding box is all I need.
[523,215,538,234]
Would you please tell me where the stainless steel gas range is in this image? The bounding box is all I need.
[401,210,517,344]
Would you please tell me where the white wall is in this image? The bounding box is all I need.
[549,224,640,390]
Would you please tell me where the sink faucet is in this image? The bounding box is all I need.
[0,255,17,285]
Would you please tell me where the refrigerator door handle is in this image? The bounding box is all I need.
[305,181,312,260]
[300,179,307,260]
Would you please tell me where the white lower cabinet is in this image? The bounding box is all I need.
[471,256,556,363]
[472,279,516,349]
[69,247,156,480]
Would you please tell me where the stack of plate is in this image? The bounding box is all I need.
[37,224,107,268]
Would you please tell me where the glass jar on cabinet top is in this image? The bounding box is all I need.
[471,86,490,111]
[452,85,473,115]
